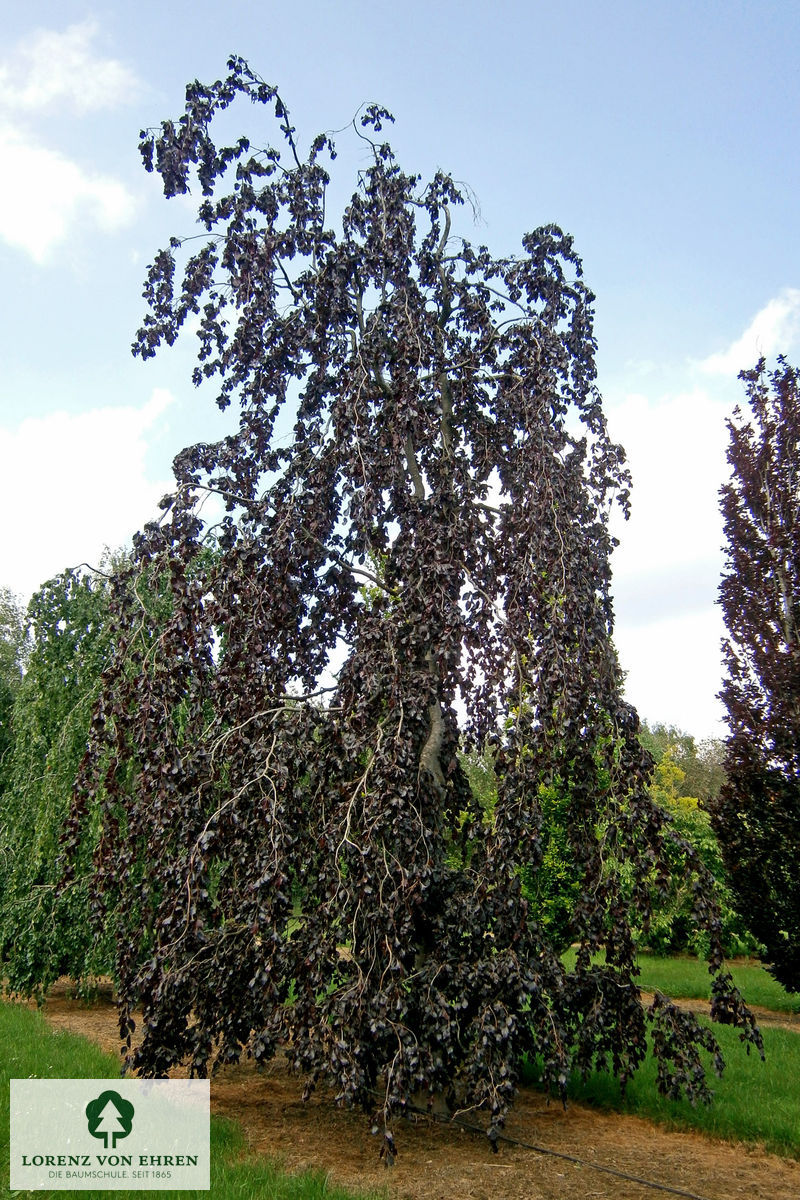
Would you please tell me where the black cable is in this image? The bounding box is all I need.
[452,1114,711,1200]
[385,1096,712,1200]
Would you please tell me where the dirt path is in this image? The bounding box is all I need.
[638,990,800,1036]
[24,983,800,1200]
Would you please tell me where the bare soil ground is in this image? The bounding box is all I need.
[21,982,800,1200]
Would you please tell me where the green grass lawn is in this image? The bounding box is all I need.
[0,1001,378,1200]
[561,947,800,1014]
[545,1022,800,1159]
[634,953,800,1014]
[542,950,800,1158]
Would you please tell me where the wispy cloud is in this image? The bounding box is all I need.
[0,123,136,262]
[0,21,142,114]
[611,291,800,733]
[0,22,142,263]
[0,390,174,600]
[699,288,800,376]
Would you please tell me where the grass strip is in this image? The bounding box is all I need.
[0,1000,379,1200]
[553,951,800,1157]
[561,949,799,1014]
[634,954,800,1014]
[525,1021,800,1160]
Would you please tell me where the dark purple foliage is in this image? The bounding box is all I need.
[66,59,761,1144]
[715,358,800,992]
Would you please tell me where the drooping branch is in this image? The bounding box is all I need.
[64,60,763,1149]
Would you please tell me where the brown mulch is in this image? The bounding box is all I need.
[19,981,800,1200]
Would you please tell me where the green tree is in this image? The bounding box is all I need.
[0,588,30,790]
[459,748,580,953]
[637,744,761,958]
[0,568,116,995]
[639,720,726,807]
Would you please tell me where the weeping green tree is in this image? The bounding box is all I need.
[0,568,116,995]
[0,587,29,792]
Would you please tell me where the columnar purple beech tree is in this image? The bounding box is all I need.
[716,358,800,993]
[67,59,761,1147]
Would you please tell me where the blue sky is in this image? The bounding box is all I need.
[1,1,799,738]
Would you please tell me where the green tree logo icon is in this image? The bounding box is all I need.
[85,1090,135,1149]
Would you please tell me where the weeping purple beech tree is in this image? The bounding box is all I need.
[68,59,761,1149]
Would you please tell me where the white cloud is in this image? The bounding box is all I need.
[613,295,800,733]
[607,385,731,735]
[0,390,175,601]
[0,21,142,114]
[615,608,727,740]
[609,386,728,577]
[615,294,799,734]
[0,123,136,262]
[0,22,142,262]
[699,288,800,377]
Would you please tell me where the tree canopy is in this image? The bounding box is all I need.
[715,357,800,992]
[0,568,117,996]
[67,59,761,1147]
[638,720,726,809]
[0,587,29,790]
[637,731,760,959]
